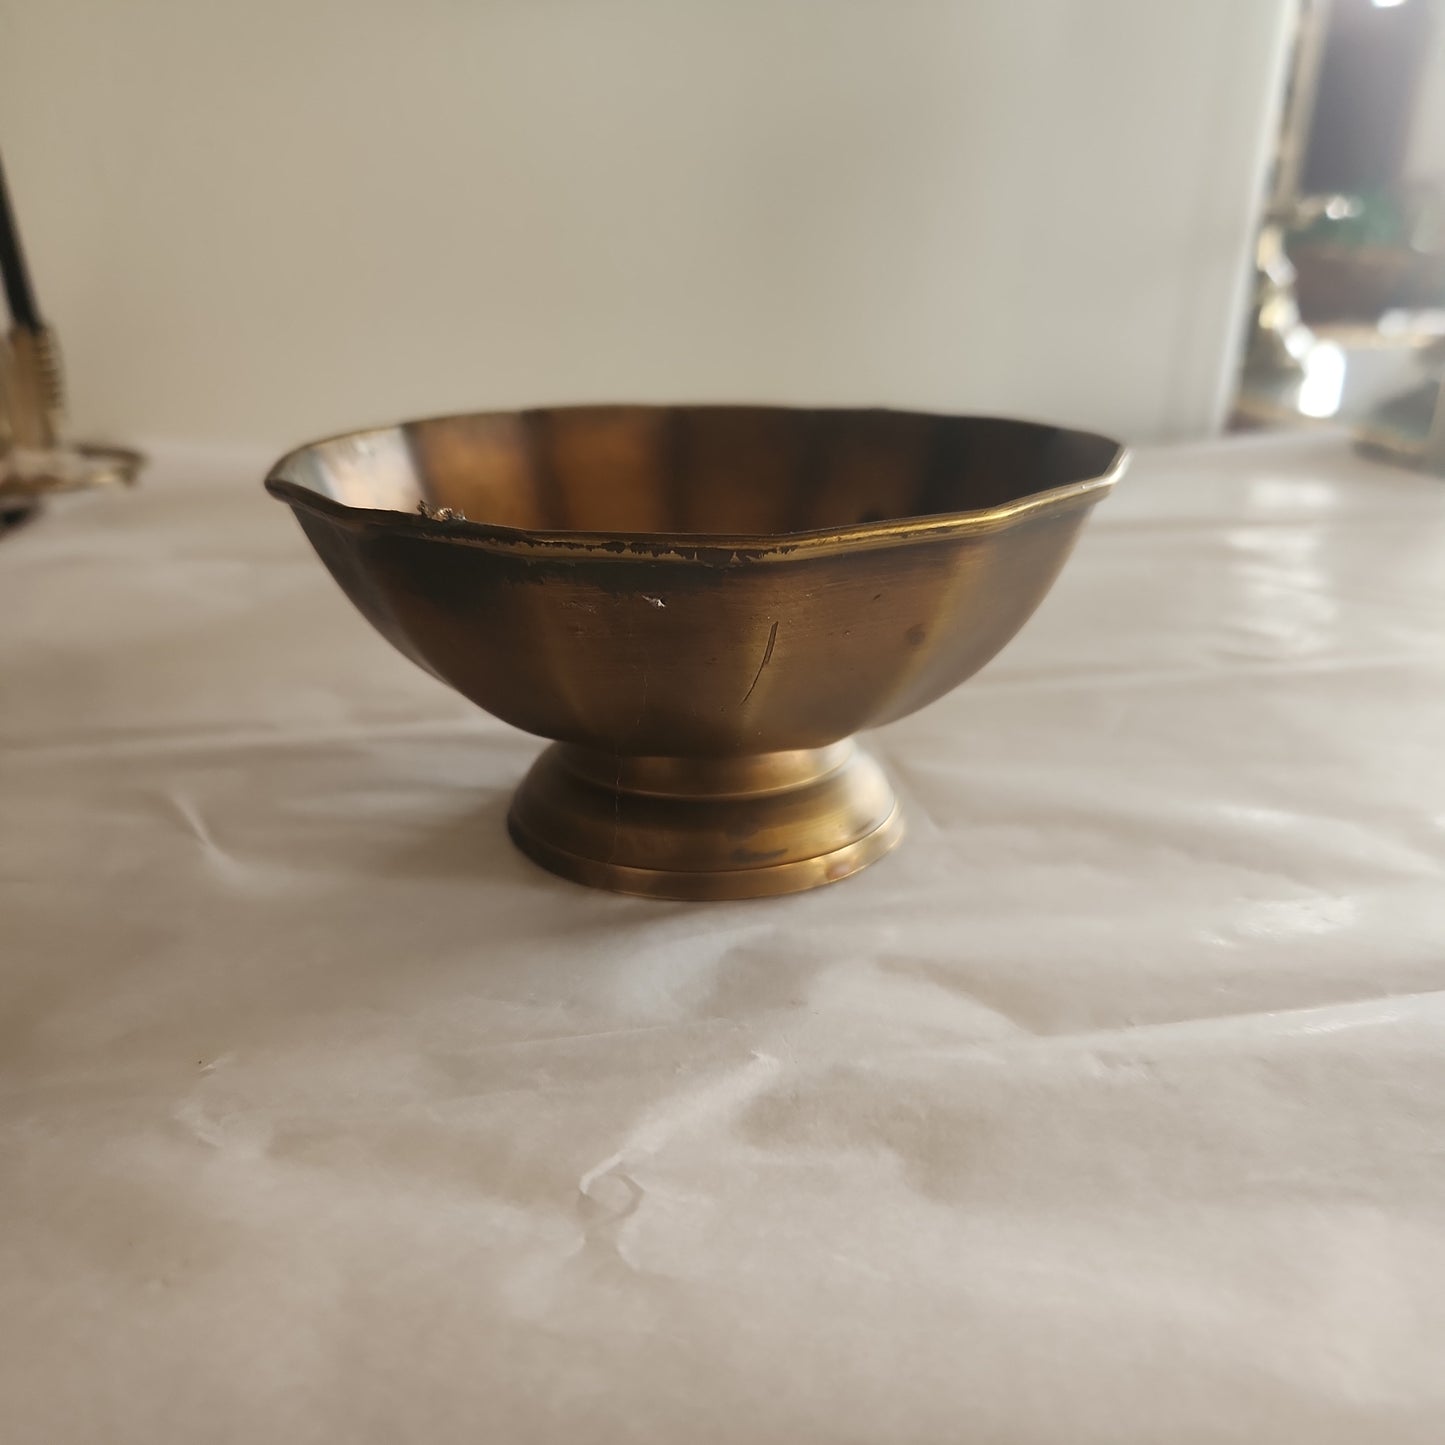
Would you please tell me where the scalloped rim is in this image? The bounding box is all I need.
[264,407,1128,564]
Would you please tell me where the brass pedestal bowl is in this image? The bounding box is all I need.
[266,406,1125,899]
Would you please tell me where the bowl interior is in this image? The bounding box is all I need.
[274,405,1121,538]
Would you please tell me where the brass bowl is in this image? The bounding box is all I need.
[266,406,1125,899]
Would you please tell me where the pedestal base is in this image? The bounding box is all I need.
[507,740,902,900]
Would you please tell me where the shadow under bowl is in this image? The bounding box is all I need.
[266,404,1126,899]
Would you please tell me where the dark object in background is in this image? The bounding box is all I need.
[1238,0,1444,376]
[1303,0,1434,196]
[1284,0,1445,325]
[0,151,42,332]
[1292,238,1445,322]
[0,146,143,506]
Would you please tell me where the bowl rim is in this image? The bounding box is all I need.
[265,404,1128,563]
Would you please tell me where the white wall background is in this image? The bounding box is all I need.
[1407,3,1445,186]
[0,0,1292,452]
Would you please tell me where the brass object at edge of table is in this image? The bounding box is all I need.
[0,326,144,499]
[266,405,1126,900]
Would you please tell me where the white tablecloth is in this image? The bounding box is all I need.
[4,431,1445,1443]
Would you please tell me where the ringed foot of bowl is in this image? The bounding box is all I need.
[507,739,903,900]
